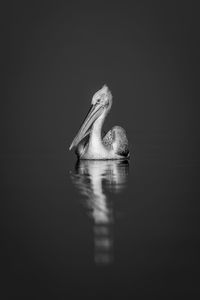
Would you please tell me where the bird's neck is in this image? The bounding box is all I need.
[88,104,111,152]
[89,113,105,148]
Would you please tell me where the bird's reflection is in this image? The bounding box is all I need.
[70,160,129,266]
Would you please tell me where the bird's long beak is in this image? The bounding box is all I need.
[69,103,104,150]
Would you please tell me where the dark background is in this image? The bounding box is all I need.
[1,0,199,155]
[1,1,200,299]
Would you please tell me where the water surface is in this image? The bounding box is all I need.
[1,133,200,298]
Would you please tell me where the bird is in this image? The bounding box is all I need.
[69,85,130,160]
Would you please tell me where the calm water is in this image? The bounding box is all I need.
[1,133,200,298]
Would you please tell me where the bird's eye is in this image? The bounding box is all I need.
[97,99,100,103]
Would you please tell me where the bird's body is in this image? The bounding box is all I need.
[76,126,129,160]
[69,85,130,160]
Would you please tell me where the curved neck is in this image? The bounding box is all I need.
[89,105,111,148]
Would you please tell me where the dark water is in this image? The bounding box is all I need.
[1,132,200,299]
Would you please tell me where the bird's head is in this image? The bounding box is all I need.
[91,85,112,108]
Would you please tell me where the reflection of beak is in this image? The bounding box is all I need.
[69,104,104,150]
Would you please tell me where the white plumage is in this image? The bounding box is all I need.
[69,85,130,160]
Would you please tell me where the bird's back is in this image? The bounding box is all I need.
[103,126,129,158]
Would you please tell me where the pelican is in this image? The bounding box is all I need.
[69,85,130,160]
